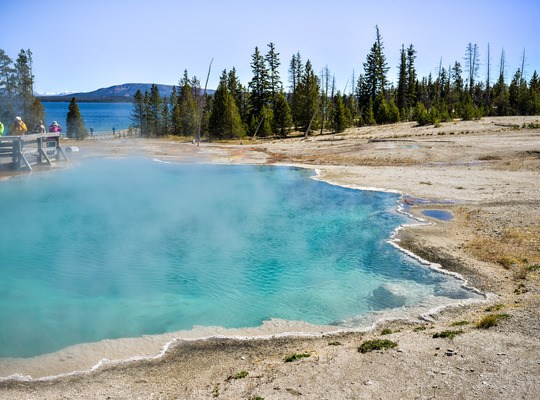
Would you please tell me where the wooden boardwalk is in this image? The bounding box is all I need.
[0,133,68,171]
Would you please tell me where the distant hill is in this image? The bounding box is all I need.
[39,83,215,102]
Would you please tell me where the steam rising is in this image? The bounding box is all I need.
[0,159,482,358]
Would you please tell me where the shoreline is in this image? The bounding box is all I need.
[1,116,539,398]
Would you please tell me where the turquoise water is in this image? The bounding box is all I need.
[0,160,479,358]
[41,102,132,134]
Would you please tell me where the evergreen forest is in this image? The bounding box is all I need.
[131,27,540,139]
[2,27,539,140]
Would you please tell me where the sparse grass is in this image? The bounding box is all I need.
[381,328,393,335]
[212,385,220,398]
[413,326,427,332]
[328,341,342,346]
[227,371,249,381]
[523,122,540,129]
[485,304,504,312]
[498,255,518,269]
[357,339,398,353]
[284,353,311,362]
[465,225,540,277]
[529,263,540,272]
[432,330,464,339]
[476,314,500,329]
[450,320,470,326]
[250,397,265,400]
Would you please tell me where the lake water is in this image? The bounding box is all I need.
[41,102,132,135]
[0,160,481,358]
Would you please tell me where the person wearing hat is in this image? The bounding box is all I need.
[33,120,46,133]
[48,120,63,133]
[9,116,27,135]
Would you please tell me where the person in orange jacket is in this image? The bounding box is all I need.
[9,116,27,135]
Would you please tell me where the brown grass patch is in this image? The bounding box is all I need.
[465,226,540,277]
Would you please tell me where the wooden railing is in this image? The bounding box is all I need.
[0,133,69,171]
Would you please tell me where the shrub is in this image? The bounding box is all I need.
[476,313,509,329]
[357,339,398,353]
[234,370,248,379]
[284,353,311,362]
[432,330,464,339]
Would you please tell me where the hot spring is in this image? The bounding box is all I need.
[0,158,482,358]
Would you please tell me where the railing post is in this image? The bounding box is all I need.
[37,136,43,164]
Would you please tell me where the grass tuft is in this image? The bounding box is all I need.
[475,313,510,329]
[432,330,464,339]
[328,341,342,346]
[284,353,311,362]
[357,339,398,353]
[233,370,248,379]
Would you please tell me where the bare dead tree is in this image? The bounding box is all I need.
[320,66,330,135]
[465,43,480,93]
[520,47,527,81]
[196,57,213,146]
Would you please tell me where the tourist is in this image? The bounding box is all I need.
[48,121,63,133]
[33,120,46,133]
[0,120,4,137]
[112,127,116,136]
[90,127,94,138]
[9,116,27,135]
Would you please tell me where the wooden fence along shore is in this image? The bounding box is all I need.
[0,133,68,171]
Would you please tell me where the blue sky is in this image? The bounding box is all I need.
[3,0,539,94]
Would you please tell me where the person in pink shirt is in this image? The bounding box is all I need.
[48,121,63,133]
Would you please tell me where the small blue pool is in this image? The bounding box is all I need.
[421,209,453,221]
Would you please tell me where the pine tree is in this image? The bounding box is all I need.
[27,97,45,130]
[248,46,270,129]
[148,84,162,136]
[161,96,170,135]
[356,73,371,121]
[265,42,281,110]
[66,97,87,140]
[289,52,304,130]
[330,92,348,133]
[273,91,292,136]
[296,60,320,132]
[209,70,245,139]
[363,26,390,100]
[374,92,390,124]
[528,71,540,114]
[449,62,464,117]
[397,45,407,112]
[406,45,417,110]
[364,98,376,126]
[388,97,400,123]
[131,89,145,135]
[178,70,198,136]
[14,49,34,119]
[0,49,16,121]
[492,50,509,116]
[228,68,248,123]
[509,69,528,115]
